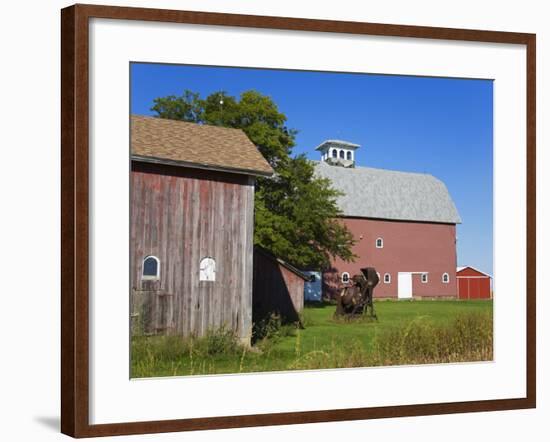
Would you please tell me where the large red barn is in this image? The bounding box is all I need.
[457,266,492,299]
[314,140,461,300]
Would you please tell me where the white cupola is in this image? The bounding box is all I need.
[315,140,360,168]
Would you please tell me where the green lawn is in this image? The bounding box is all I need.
[131,300,493,378]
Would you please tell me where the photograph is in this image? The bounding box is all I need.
[129,63,494,378]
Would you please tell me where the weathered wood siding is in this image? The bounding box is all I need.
[252,250,305,324]
[130,162,255,343]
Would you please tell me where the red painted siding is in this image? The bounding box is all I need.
[457,267,491,299]
[324,218,457,299]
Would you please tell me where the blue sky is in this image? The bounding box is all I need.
[131,63,493,276]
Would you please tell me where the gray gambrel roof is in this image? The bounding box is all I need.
[313,161,461,224]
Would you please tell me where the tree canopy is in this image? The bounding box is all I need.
[151,89,356,269]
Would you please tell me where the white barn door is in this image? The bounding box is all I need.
[398,272,413,299]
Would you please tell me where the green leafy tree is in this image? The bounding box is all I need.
[151,90,203,122]
[151,89,356,269]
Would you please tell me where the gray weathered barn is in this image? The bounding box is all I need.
[130,115,273,344]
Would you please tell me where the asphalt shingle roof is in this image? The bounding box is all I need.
[131,115,273,176]
[314,161,461,224]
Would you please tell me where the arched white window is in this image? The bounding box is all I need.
[421,273,429,283]
[376,237,384,248]
[200,257,216,281]
[346,151,352,160]
[339,150,345,159]
[332,149,337,158]
[384,273,391,284]
[442,272,450,283]
[341,272,350,284]
[142,255,160,280]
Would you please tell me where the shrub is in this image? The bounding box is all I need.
[252,312,300,354]
[252,312,283,343]
[194,327,241,356]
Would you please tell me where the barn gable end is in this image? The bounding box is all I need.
[457,266,491,278]
[130,116,273,344]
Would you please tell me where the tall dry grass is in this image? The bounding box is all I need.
[131,327,243,377]
[289,312,493,370]
[371,311,493,366]
[132,311,493,377]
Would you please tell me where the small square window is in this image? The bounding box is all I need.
[376,238,384,248]
[421,273,428,283]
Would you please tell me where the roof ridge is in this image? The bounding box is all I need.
[313,159,433,178]
[131,114,245,134]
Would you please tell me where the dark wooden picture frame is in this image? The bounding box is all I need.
[61,3,536,437]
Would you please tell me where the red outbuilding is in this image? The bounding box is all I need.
[456,266,492,300]
[252,246,310,325]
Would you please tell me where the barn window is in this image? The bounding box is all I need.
[346,151,352,160]
[199,257,216,281]
[339,150,345,159]
[332,149,337,158]
[383,273,391,284]
[442,272,450,283]
[341,272,350,283]
[376,237,384,248]
[142,256,160,280]
[421,273,428,283]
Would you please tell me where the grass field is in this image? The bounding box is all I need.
[131,300,493,378]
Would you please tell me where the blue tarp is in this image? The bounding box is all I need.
[304,271,322,302]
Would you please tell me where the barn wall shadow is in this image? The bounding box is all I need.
[252,251,301,328]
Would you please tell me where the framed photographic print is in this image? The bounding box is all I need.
[61,3,536,437]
